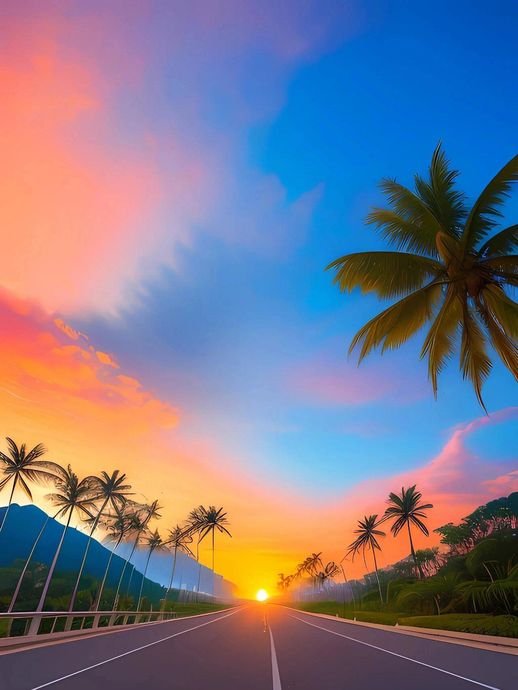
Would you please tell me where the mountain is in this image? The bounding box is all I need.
[0,504,235,602]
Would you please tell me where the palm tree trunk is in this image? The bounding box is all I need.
[94,536,122,610]
[137,549,153,611]
[68,498,109,612]
[407,522,424,579]
[163,547,178,609]
[28,510,72,634]
[114,535,139,609]
[0,477,18,536]
[212,530,215,572]
[371,548,383,604]
[8,510,60,612]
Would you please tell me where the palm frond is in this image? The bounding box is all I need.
[462,153,518,251]
[327,252,443,298]
[366,208,438,257]
[413,143,467,233]
[478,224,518,257]
[378,179,443,250]
[420,287,463,397]
[459,305,492,410]
[350,282,443,361]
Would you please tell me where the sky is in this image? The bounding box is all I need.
[1,0,517,598]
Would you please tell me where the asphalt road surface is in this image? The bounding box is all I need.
[0,605,516,689]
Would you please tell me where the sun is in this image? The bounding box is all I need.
[256,589,269,602]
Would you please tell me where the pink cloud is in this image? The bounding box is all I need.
[286,346,428,406]
[0,2,359,315]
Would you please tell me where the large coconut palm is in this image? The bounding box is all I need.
[327,146,518,409]
[136,529,165,611]
[163,525,193,608]
[68,470,132,611]
[347,515,386,603]
[384,485,433,579]
[28,466,96,631]
[0,438,60,536]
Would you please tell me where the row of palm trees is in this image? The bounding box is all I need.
[278,485,433,604]
[0,437,232,614]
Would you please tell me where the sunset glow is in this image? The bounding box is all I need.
[0,1,516,601]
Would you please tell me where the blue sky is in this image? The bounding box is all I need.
[66,0,518,495]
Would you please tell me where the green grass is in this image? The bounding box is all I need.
[400,614,518,638]
[169,602,231,618]
[291,602,402,626]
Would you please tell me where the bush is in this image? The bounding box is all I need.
[400,613,518,637]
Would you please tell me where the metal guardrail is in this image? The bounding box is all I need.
[0,609,178,641]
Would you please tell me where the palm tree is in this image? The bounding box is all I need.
[196,506,232,573]
[68,470,132,611]
[28,466,96,631]
[137,529,164,611]
[384,485,433,579]
[187,506,204,600]
[0,438,60,535]
[315,561,340,591]
[277,573,292,592]
[327,146,518,409]
[163,525,193,608]
[7,504,62,613]
[117,500,161,607]
[347,515,386,603]
[93,506,135,609]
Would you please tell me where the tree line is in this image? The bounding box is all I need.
[278,488,518,618]
[0,437,232,613]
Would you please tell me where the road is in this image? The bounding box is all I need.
[0,605,516,689]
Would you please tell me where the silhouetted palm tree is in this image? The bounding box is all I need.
[7,503,62,613]
[29,466,96,628]
[327,146,518,409]
[384,485,433,579]
[163,525,193,608]
[0,438,60,535]
[93,505,136,609]
[197,505,232,572]
[347,515,386,603]
[137,529,165,611]
[116,500,161,607]
[187,506,204,600]
[315,561,340,591]
[277,573,293,592]
[68,470,132,611]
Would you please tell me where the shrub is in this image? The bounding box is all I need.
[400,613,518,638]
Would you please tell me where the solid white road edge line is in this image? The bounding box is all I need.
[30,608,242,690]
[289,615,501,690]
[269,627,282,690]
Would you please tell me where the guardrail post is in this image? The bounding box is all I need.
[27,614,41,637]
[92,614,101,629]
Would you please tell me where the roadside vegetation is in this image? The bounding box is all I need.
[0,437,232,618]
[280,489,518,638]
